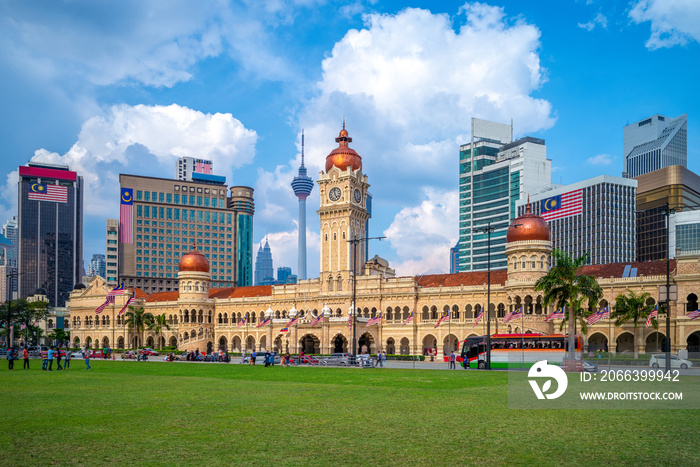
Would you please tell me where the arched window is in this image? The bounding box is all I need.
[328,276,334,292]
[336,276,343,292]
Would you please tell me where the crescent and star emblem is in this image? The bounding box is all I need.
[31,183,39,192]
[544,198,557,210]
[122,191,132,203]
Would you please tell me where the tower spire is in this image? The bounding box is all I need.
[301,129,305,167]
[292,128,314,280]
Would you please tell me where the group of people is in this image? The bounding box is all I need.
[5,345,93,371]
[183,348,230,362]
[374,351,387,367]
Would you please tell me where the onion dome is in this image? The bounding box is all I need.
[322,303,331,316]
[178,246,209,272]
[265,306,274,318]
[325,121,362,173]
[73,283,86,290]
[289,305,298,318]
[506,203,551,243]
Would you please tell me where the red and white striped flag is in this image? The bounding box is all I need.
[545,308,565,321]
[310,312,324,327]
[403,312,413,325]
[540,189,583,221]
[687,310,700,320]
[120,188,133,244]
[366,312,382,326]
[28,183,68,203]
[434,311,450,328]
[118,295,135,315]
[473,311,483,326]
[646,306,658,328]
[95,296,115,314]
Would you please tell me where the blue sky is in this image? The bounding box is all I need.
[1,0,698,278]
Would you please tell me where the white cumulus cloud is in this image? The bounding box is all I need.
[629,0,700,49]
[296,3,554,275]
[578,12,608,31]
[586,153,615,166]
[1,104,257,220]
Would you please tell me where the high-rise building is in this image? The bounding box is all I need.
[0,264,11,303]
[449,242,459,274]
[669,210,700,257]
[1,216,18,299]
[175,157,216,182]
[86,254,106,278]
[277,266,292,283]
[635,165,700,261]
[18,162,83,307]
[623,114,687,178]
[291,130,314,280]
[105,218,119,286]
[458,118,551,271]
[119,173,254,294]
[254,239,274,285]
[229,186,255,287]
[517,175,638,265]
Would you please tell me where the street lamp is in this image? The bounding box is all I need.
[472,222,495,369]
[348,234,385,357]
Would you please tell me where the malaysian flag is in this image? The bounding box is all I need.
[237,317,248,327]
[310,312,324,327]
[366,312,382,326]
[473,311,483,327]
[545,307,565,321]
[285,317,299,328]
[540,189,583,221]
[95,296,115,314]
[348,313,352,331]
[118,295,135,315]
[28,183,68,203]
[504,307,522,323]
[434,310,450,328]
[120,188,133,244]
[20,323,26,330]
[646,305,658,328]
[256,316,271,328]
[107,283,126,297]
[587,307,609,325]
[687,310,700,320]
[403,312,413,325]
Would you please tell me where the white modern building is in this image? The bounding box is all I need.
[458,118,551,271]
[669,209,700,258]
[175,156,215,182]
[518,175,638,265]
[105,218,119,286]
[623,114,687,178]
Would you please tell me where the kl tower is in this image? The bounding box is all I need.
[291,130,314,280]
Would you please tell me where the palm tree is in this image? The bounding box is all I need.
[612,289,657,359]
[148,314,171,350]
[534,249,603,362]
[124,306,154,349]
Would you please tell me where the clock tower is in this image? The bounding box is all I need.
[317,123,370,291]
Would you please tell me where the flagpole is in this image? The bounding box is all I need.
[521,306,524,370]
[608,306,612,371]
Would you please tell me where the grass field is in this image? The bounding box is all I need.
[1,361,698,466]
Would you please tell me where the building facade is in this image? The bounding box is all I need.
[459,118,551,271]
[517,175,638,265]
[86,254,106,279]
[118,174,254,294]
[635,165,700,261]
[669,209,700,258]
[254,239,274,285]
[68,126,700,357]
[105,219,119,286]
[175,157,215,182]
[18,162,83,307]
[623,114,687,178]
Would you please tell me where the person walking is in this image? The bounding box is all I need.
[84,349,92,370]
[56,347,63,370]
[449,351,456,370]
[41,348,48,371]
[22,346,29,370]
[64,350,71,369]
[47,347,54,371]
[7,346,14,370]
[251,351,256,365]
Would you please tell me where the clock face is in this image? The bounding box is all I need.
[354,188,362,203]
[328,187,342,202]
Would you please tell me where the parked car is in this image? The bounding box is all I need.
[322,353,352,366]
[355,354,373,367]
[297,355,320,365]
[650,354,693,369]
[243,352,280,364]
[141,348,159,356]
[582,360,598,373]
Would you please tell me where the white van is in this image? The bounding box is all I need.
[649,354,693,369]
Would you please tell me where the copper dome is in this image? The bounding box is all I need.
[506,204,551,243]
[178,247,210,273]
[325,122,362,173]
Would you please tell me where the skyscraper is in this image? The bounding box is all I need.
[175,156,215,182]
[518,175,638,265]
[1,216,18,299]
[623,114,687,178]
[291,130,313,280]
[18,162,83,307]
[254,239,274,285]
[119,173,254,294]
[86,254,106,278]
[105,218,119,286]
[458,118,551,271]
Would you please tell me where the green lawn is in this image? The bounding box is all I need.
[1,361,698,466]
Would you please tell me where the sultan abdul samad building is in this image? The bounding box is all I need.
[68,126,700,356]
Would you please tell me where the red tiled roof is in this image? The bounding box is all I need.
[416,270,508,288]
[580,260,675,279]
[131,288,149,299]
[209,285,272,299]
[144,291,179,302]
